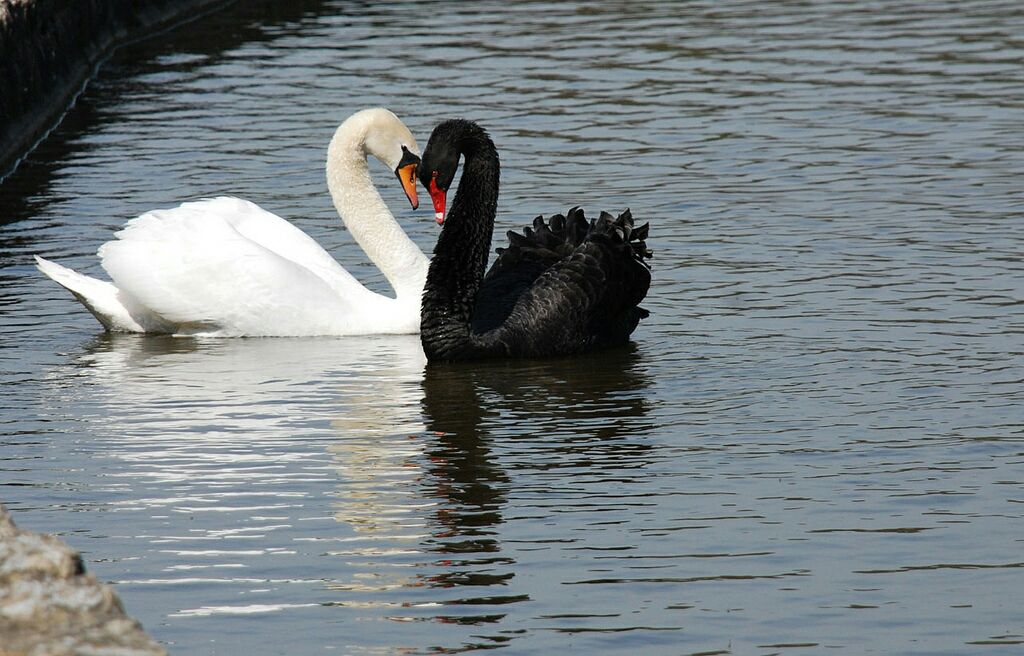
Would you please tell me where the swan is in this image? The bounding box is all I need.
[35,108,428,336]
[416,119,652,362]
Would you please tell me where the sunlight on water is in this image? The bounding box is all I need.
[2,0,1023,653]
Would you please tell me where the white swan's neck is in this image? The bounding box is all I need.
[326,122,427,300]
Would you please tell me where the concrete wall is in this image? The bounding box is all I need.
[0,0,230,178]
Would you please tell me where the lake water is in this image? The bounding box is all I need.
[2,0,1023,653]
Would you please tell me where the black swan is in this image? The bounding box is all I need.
[416,119,652,362]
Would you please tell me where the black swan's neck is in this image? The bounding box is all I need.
[421,126,500,361]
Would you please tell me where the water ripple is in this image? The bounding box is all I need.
[2,0,1023,654]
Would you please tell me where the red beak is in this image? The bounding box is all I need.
[429,174,446,225]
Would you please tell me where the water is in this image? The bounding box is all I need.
[2,0,1023,653]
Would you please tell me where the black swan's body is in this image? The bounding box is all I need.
[418,119,652,362]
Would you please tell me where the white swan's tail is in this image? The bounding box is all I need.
[34,255,168,333]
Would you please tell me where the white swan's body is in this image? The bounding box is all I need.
[35,108,428,337]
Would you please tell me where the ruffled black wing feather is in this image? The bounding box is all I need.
[474,208,652,355]
[470,208,591,333]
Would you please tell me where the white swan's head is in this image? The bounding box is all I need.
[359,109,419,168]
[338,108,421,210]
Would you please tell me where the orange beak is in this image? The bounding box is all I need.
[396,163,418,209]
[429,173,446,225]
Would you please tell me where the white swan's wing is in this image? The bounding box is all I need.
[213,197,368,295]
[117,198,365,295]
[98,197,377,336]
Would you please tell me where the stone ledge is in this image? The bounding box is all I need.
[0,0,230,179]
[0,503,165,656]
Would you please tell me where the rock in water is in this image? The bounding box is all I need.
[0,503,165,656]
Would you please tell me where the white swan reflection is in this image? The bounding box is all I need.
[70,334,434,600]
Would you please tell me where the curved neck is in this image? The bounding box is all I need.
[421,132,501,360]
[326,126,427,299]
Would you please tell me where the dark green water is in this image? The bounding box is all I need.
[1,1,1022,653]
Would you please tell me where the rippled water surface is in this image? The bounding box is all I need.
[2,1,1023,653]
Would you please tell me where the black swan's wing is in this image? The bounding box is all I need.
[483,208,652,356]
[470,208,592,333]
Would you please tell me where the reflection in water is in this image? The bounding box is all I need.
[67,332,657,650]
[73,333,436,611]
[0,0,333,226]
[421,365,510,588]
[71,334,428,501]
[3,0,1024,653]
[416,347,653,627]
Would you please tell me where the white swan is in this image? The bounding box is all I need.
[35,108,428,337]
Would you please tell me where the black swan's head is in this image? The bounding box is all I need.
[418,119,492,225]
